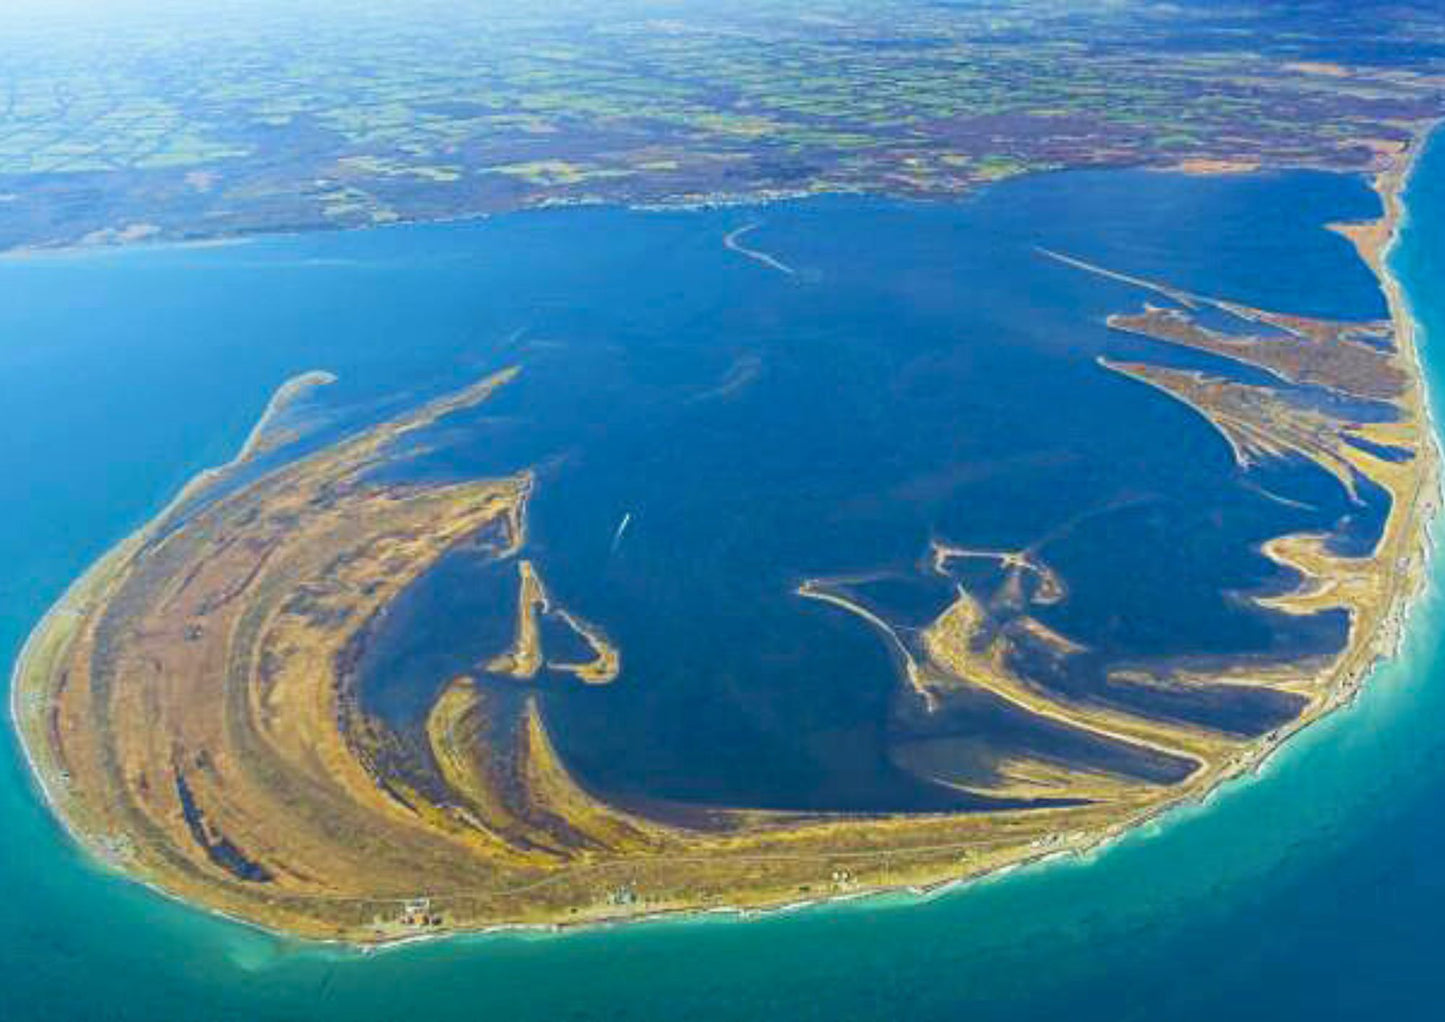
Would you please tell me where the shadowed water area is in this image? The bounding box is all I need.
[336,168,1387,815]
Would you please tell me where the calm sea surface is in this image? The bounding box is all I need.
[3,132,1444,1018]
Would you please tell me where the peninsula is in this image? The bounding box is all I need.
[10,143,1439,944]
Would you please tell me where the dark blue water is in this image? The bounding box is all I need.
[2,143,1442,1018]
[338,168,1381,811]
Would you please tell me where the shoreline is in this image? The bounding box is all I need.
[5,367,348,861]
[8,133,1443,950]
[0,147,1420,266]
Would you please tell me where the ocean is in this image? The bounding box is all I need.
[2,131,1443,1019]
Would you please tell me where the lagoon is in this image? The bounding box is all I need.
[3,135,1443,1015]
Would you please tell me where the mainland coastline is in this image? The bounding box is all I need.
[10,135,1442,947]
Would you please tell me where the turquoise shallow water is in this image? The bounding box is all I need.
[4,134,1445,1018]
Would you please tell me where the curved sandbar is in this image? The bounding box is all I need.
[10,148,1440,943]
[723,222,797,276]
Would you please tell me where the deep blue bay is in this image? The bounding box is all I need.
[3,133,1445,1018]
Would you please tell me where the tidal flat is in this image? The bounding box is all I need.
[9,144,1438,942]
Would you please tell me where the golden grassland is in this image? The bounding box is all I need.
[10,144,1440,943]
